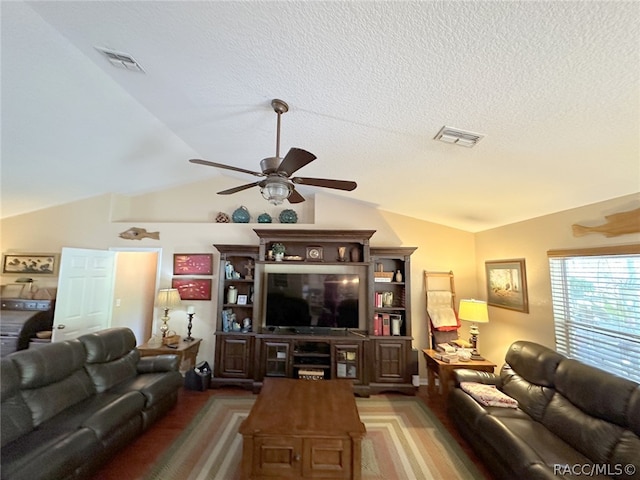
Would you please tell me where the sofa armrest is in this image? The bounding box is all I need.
[453,368,500,387]
[137,354,180,373]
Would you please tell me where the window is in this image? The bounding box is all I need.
[548,245,640,384]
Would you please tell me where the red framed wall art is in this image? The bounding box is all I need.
[173,254,213,275]
[171,277,212,301]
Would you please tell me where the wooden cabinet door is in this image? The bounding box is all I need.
[333,342,364,384]
[216,335,252,378]
[262,341,291,377]
[373,339,408,383]
[302,437,353,479]
[253,436,302,478]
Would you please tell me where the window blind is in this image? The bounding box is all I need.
[548,251,640,384]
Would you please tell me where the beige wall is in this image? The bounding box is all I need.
[2,184,637,380]
[0,183,476,379]
[475,193,640,368]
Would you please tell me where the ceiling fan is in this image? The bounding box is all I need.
[189,99,357,205]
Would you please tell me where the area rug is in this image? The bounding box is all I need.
[144,395,482,480]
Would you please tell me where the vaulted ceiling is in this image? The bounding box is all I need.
[2,1,638,232]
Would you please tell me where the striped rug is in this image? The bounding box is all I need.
[144,395,482,480]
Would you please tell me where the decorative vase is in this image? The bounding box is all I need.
[257,212,272,223]
[275,252,284,262]
[395,270,403,282]
[279,209,298,223]
[232,206,250,223]
[227,286,238,304]
[350,247,361,262]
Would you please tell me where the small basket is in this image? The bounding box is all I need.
[163,334,180,346]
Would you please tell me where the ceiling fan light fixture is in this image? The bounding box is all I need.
[261,177,292,205]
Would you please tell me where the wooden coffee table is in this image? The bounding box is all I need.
[239,378,366,479]
[422,349,496,399]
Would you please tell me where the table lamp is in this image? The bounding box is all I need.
[458,299,489,360]
[155,288,182,338]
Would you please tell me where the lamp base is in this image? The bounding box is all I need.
[470,351,485,361]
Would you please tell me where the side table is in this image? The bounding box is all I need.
[422,349,496,399]
[138,338,202,374]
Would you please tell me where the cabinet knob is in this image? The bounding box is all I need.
[293,453,301,462]
[57,324,66,329]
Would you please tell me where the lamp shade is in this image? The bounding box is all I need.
[155,288,182,309]
[458,299,489,323]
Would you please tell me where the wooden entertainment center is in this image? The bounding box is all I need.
[212,229,417,396]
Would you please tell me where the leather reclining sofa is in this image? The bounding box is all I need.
[449,341,640,480]
[1,327,184,480]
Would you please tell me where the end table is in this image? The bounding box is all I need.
[422,348,496,399]
[138,338,202,374]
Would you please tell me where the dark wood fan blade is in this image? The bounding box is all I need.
[189,159,264,177]
[276,148,317,176]
[288,188,305,204]
[291,177,357,191]
[217,181,261,195]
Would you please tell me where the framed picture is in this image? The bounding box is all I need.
[171,277,212,301]
[173,254,213,275]
[237,294,248,305]
[485,259,529,313]
[2,253,59,276]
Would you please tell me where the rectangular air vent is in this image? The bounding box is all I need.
[95,47,145,73]
[434,126,484,148]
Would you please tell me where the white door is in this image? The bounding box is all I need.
[52,247,117,342]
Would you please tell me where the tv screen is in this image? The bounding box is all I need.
[265,273,360,329]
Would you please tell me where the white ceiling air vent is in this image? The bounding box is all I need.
[95,47,145,73]
[434,126,484,148]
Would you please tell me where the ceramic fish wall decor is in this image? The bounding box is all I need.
[119,227,160,240]
[572,207,640,238]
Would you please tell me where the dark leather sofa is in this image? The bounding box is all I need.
[1,327,184,480]
[449,341,640,480]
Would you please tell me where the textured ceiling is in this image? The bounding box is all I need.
[1,1,638,232]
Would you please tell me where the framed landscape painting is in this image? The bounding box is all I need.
[485,259,529,313]
[2,253,58,276]
[173,254,213,275]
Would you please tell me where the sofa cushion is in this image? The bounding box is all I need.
[10,339,88,388]
[80,327,137,363]
[27,389,143,438]
[0,358,33,447]
[80,328,140,392]
[543,393,625,466]
[504,341,565,387]
[9,341,95,426]
[110,371,183,409]
[555,358,638,429]
[500,364,556,422]
[0,427,98,480]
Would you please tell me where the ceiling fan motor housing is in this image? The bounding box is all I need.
[260,157,281,174]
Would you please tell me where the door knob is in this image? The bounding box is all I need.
[57,324,66,329]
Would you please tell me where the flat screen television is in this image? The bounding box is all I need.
[264,273,361,330]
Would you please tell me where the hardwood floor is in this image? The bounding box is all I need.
[93,385,494,480]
